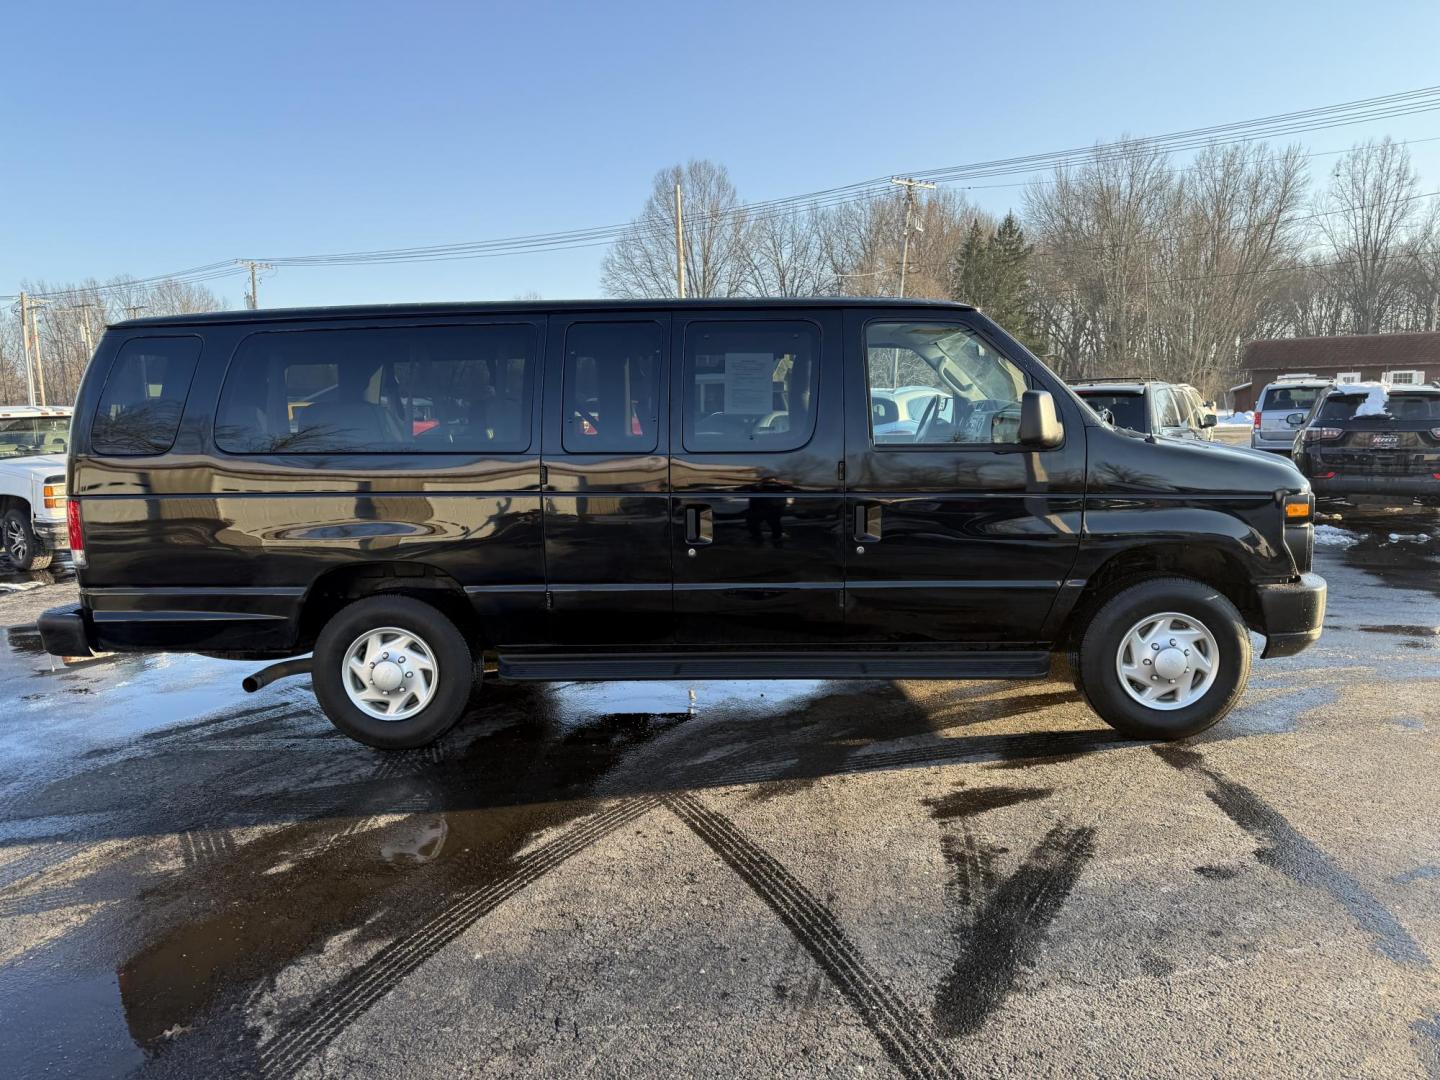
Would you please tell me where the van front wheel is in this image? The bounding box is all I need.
[312,596,474,749]
[1077,577,1250,740]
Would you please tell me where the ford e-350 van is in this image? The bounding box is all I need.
[39,299,1325,748]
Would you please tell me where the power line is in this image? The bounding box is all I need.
[5,85,1440,298]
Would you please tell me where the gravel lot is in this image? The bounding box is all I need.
[0,506,1437,1078]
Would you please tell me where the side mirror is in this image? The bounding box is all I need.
[1019,389,1063,449]
[1285,411,1307,428]
[1202,412,1218,428]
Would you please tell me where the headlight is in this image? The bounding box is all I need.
[42,475,65,510]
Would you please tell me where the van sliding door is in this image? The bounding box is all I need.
[540,313,673,646]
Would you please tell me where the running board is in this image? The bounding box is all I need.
[496,651,1052,681]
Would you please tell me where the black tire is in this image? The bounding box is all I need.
[312,595,476,750]
[1076,577,1250,741]
[3,509,52,572]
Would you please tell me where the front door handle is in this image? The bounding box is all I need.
[853,503,882,543]
[685,505,713,546]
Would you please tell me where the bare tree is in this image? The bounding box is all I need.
[601,160,747,298]
[1025,140,1172,379]
[6,276,226,405]
[1315,137,1420,334]
[738,204,829,297]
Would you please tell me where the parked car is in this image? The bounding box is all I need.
[1251,374,1333,454]
[1070,379,1218,441]
[1292,382,1440,506]
[39,299,1324,748]
[0,406,72,570]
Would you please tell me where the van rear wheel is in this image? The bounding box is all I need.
[312,595,475,749]
[1076,577,1250,740]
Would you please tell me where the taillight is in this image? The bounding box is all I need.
[1317,471,1337,480]
[1303,427,1344,443]
[67,499,86,569]
[1253,412,1262,428]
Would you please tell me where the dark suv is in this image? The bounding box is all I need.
[1293,382,1440,506]
[39,299,1325,748]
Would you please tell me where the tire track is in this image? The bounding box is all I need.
[666,792,963,1080]
[257,795,660,1079]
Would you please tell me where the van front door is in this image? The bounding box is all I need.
[670,311,845,644]
[843,314,1084,644]
[541,314,672,646]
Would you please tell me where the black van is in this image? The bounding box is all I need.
[39,299,1325,748]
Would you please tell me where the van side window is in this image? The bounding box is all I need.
[215,325,536,454]
[683,322,819,452]
[864,322,1026,447]
[562,322,662,453]
[91,336,202,455]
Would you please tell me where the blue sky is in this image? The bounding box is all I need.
[3,0,1439,309]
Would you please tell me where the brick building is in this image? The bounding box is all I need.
[1231,331,1440,411]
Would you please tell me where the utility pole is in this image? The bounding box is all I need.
[17,293,35,406]
[125,305,147,320]
[889,177,935,299]
[237,260,274,309]
[28,300,49,406]
[673,183,686,298]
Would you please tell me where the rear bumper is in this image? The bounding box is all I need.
[1307,473,1440,501]
[1251,434,1297,454]
[1256,573,1327,659]
[38,605,95,658]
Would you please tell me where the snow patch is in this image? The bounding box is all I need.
[1314,525,1362,548]
[1217,411,1254,427]
[1352,382,1391,417]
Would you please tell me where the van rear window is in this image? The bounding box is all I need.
[92,336,202,455]
[215,325,536,454]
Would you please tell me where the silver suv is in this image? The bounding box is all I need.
[1251,375,1332,454]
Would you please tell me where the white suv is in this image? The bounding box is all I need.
[1251,376,1332,454]
[0,406,72,571]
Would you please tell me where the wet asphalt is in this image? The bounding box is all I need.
[0,507,1437,1079]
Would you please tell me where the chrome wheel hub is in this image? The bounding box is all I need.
[343,626,438,721]
[1115,611,1219,712]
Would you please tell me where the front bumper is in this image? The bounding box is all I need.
[34,519,70,551]
[1256,573,1327,659]
[38,605,95,658]
[1307,473,1440,502]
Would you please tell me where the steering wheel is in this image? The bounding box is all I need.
[914,395,941,443]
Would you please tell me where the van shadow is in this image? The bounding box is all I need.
[0,677,1127,1076]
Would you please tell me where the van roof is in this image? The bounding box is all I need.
[111,296,978,329]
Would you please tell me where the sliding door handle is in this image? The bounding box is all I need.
[685,505,713,546]
[853,503,882,543]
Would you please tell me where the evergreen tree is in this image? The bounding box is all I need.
[948,212,1039,351]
